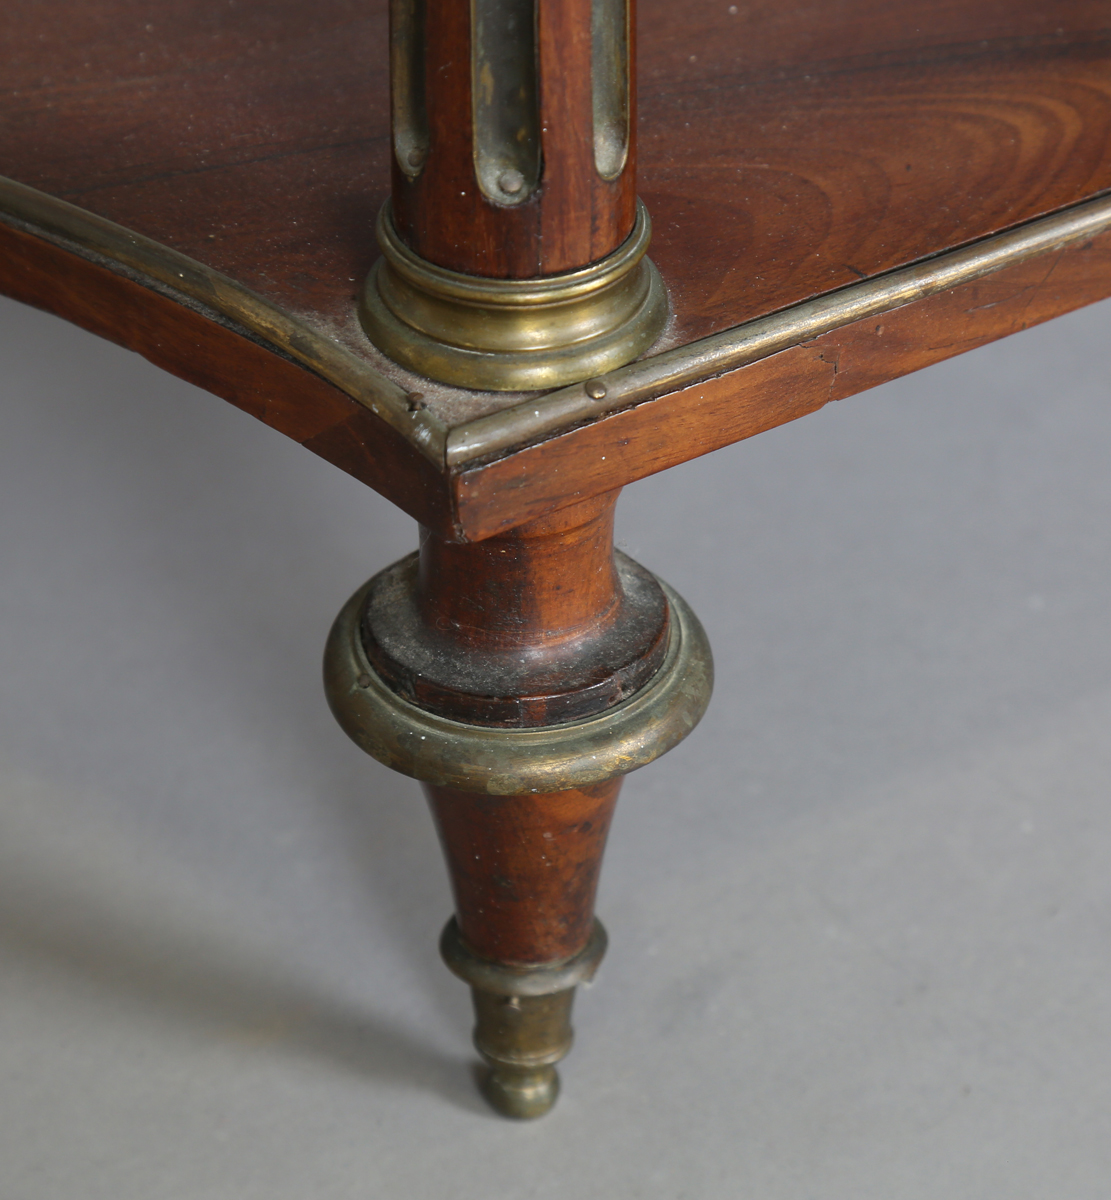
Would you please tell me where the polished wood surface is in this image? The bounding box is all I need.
[5,1,1107,342]
[361,491,669,723]
[425,779,620,963]
[4,0,1111,538]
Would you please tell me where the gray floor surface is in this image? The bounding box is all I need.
[1,289,1110,1198]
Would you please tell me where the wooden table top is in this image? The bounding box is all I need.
[3,0,1111,539]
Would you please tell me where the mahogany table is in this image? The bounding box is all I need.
[3,0,1109,1119]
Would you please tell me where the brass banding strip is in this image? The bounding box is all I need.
[445,191,1111,464]
[440,917,608,997]
[0,176,446,461]
[4,175,1110,471]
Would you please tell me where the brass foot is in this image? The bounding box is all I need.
[440,918,607,1119]
[480,1062,561,1120]
[471,989,573,1119]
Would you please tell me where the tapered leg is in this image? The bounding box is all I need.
[324,493,711,1116]
[425,779,619,1116]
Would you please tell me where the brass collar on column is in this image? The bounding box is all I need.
[358,199,668,391]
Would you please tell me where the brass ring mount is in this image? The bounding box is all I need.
[323,567,713,796]
[358,199,669,390]
[440,916,608,997]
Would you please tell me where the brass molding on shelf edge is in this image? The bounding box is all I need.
[444,190,1111,467]
[6,175,1111,478]
[0,175,449,464]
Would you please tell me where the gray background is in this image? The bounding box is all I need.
[1,288,1110,1198]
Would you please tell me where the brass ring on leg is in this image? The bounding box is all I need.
[323,567,713,795]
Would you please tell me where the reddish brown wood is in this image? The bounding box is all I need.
[391,0,636,276]
[0,217,455,535]
[452,223,1111,540]
[420,490,622,647]
[367,491,657,969]
[4,0,1111,540]
[424,779,621,964]
[361,489,670,723]
[4,0,1108,341]
[536,0,636,267]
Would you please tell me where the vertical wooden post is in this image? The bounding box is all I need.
[360,0,665,392]
[329,0,705,1118]
[391,0,636,277]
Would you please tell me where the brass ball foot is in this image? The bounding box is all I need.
[480,1064,561,1120]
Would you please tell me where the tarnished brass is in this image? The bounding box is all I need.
[592,0,630,180]
[391,0,430,178]
[358,199,669,390]
[323,560,713,794]
[444,192,1111,463]
[0,176,446,460]
[441,917,607,1118]
[472,0,540,205]
[7,177,1111,469]
[470,989,573,1118]
[441,915,608,996]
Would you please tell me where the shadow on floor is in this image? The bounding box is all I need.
[0,838,489,1116]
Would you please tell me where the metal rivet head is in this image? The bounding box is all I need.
[357,673,372,689]
[584,379,608,401]
[498,169,525,196]
[407,147,426,169]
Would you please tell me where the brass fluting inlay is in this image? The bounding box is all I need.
[358,199,669,391]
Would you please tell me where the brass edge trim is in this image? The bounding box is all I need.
[0,175,449,464]
[323,573,713,795]
[445,191,1111,465]
[440,917,608,997]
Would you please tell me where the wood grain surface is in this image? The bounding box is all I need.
[5,0,1108,344]
[3,0,1111,537]
[424,779,621,963]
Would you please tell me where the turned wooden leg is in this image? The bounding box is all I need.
[324,492,711,1117]
[428,779,620,1116]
